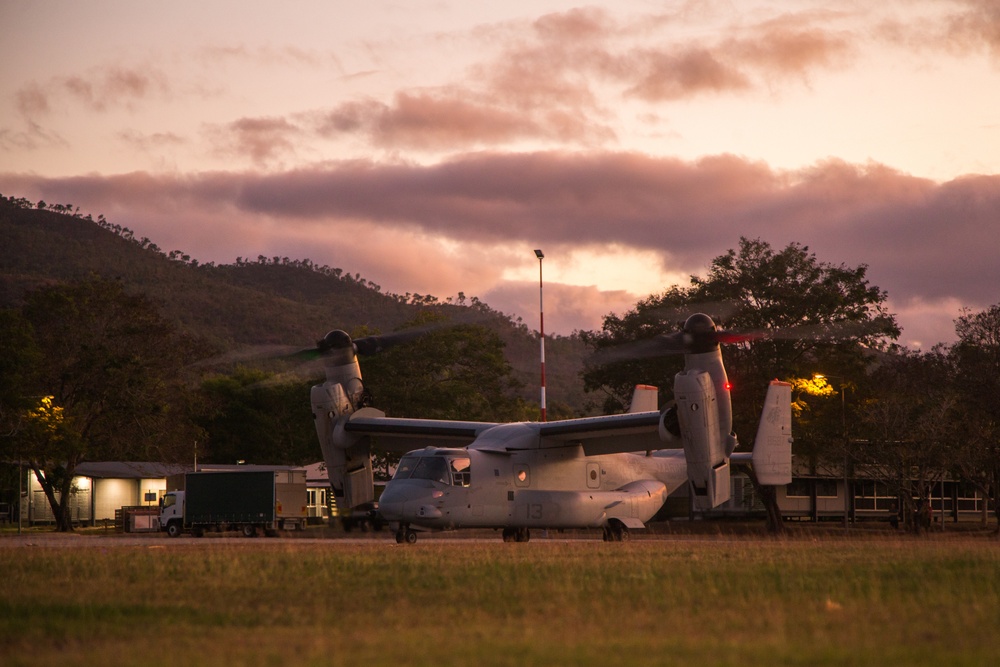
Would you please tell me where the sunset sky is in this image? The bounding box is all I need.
[2,0,999,348]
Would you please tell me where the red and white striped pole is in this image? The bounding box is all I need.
[534,249,546,421]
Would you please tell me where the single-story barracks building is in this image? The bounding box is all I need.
[21,462,331,526]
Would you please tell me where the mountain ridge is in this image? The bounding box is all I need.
[0,196,594,415]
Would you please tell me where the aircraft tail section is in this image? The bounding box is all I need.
[747,380,793,485]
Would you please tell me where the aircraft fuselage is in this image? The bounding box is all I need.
[378,444,687,533]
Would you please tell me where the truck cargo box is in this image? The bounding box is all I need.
[185,471,274,524]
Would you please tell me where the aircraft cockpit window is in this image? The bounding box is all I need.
[393,453,470,486]
[393,456,419,480]
[411,457,451,485]
[450,457,471,487]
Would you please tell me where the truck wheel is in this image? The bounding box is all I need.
[166,522,182,538]
[241,525,257,538]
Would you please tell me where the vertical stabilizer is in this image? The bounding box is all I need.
[628,384,659,413]
[751,380,793,485]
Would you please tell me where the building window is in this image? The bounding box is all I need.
[786,480,810,498]
[815,480,838,498]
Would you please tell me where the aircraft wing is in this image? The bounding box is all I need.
[341,407,665,456]
[343,411,498,453]
[536,411,663,455]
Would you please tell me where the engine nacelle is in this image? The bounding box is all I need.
[673,369,731,509]
[311,353,375,511]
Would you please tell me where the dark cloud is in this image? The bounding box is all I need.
[4,151,997,329]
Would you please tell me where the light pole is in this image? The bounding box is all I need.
[534,249,546,422]
[816,374,849,529]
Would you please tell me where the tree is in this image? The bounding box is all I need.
[583,238,899,532]
[950,304,1000,534]
[854,348,957,533]
[196,367,319,466]
[0,277,204,531]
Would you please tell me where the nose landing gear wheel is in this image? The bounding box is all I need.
[395,527,418,544]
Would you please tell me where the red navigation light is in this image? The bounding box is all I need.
[724,381,733,391]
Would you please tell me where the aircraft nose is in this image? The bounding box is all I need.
[378,483,408,521]
[378,481,442,522]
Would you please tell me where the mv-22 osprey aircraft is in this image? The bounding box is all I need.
[308,314,792,543]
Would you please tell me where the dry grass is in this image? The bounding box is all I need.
[1,531,999,666]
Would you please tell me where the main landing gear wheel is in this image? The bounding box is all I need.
[395,527,418,544]
[603,522,629,542]
[502,527,530,543]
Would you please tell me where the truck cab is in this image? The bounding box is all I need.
[159,491,185,537]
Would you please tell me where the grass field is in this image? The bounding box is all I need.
[1,531,999,666]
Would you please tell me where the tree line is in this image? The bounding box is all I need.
[3,196,998,535]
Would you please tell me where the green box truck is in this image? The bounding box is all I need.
[159,469,307,537]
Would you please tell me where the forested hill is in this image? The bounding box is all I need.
[0,196,594,414]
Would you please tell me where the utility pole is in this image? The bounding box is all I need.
[534,249,546,422]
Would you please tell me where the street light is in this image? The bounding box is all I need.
[816,374,849,529]
[534,249,546,422]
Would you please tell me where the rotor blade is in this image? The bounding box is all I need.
[353,312,494,356]
[590,331,690,365]
[717,319,891,344]
[591,316,890,366]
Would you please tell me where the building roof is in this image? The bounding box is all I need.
[75,462,193,479]
[303,461,329,485]
[73,461,324,482]
[197,464,304,473]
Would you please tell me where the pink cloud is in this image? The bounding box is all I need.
[15,83,49,117]
[60,66,169,112]
[313,92,596,150]
[208,117,302,166]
